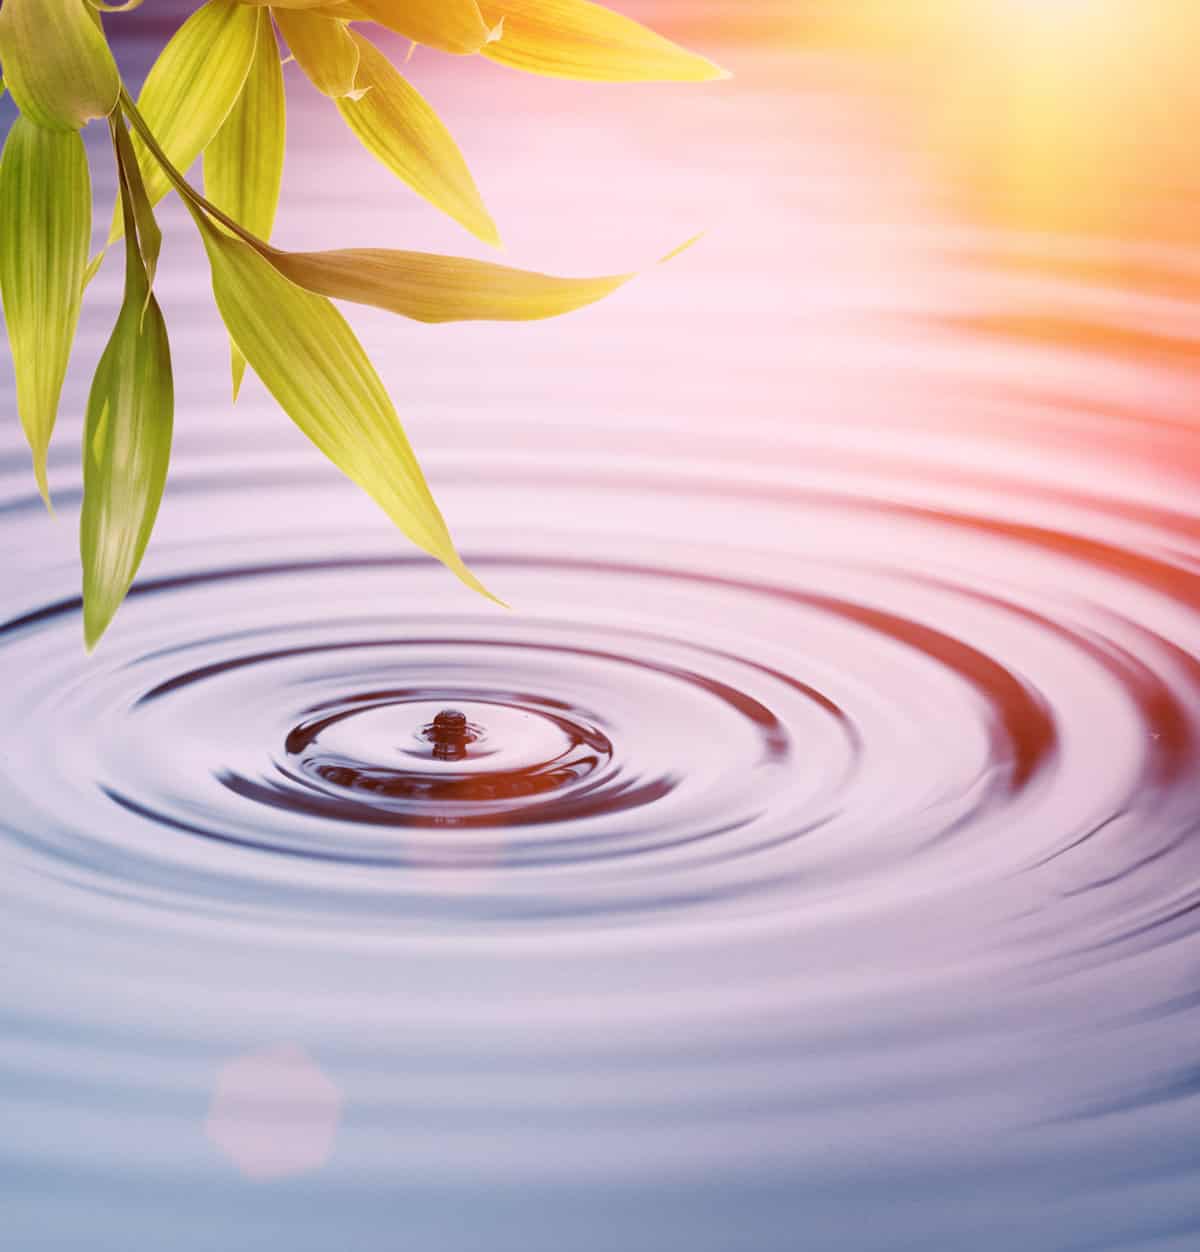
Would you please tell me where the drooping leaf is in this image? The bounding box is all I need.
[272,9,365,100]
[88,94,164,295]
[204,8,286,396]
[0,0,120,130]
[118,88,653,608]
[275,0,495,55]
[190,211,493,601]
[110,110,162,295]
[81,117,174,649]
[479,0,729,82]
[265,248,632,323]
[109,0,258,243]
[127,89,644,326]
[0,115,92,503]
[336,32,499,245]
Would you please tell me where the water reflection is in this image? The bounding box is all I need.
[2,5,1200,1250]
[206,1045,342,1182]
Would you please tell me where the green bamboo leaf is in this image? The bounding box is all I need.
[0,115,92,504]
[110,110,162,295]
[82,117,174,649]
[479,0,729,82]
[82,244,107,289]
[192,214,494,602]
[335,32,499,246]
[204,8,286,397]
[108,0,258,244]
[0,0,120,131]
[272,10,365,100]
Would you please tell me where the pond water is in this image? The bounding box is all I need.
[3,8,1200,1249]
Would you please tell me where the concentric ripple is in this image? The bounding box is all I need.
[4,472,1200,943]
[5,430,1200,1252]
[5,31,1200,1252]
[282,694,613,815]
[5,385,1200,1252]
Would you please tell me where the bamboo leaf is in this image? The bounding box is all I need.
[127,89,644,326]
[272,10,365,100]
[204,8,286,397]
[0,0,120,131]
[110,110,162,295]
[109,0,258,244]
[0,115,92,503]
[192,213,494,601]
[119,88,649,609]
[336,32,499,246]
[272,0,495,55]
[479,0,729,82]
[267,248,632,323]
[82,117,174,649]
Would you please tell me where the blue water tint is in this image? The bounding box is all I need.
[2,10,1200,1251]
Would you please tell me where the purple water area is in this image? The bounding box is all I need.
[1,9,1199,1250]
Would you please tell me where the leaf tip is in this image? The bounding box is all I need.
[231,350,247,403]
[448,556,507,608]
[27,445,54,510]
[82,602,111,654]
[83,250,106,291]
[458,204,502,248]
[673,50,731,83]
[477,216,503,249]
[659,233,704,265]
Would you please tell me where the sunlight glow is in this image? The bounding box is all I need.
[827,0,1200,236]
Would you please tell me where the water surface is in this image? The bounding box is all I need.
[2,9,1200,1249]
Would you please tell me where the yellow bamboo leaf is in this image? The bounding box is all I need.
[479,0,729,82]
[190,211,494,601]
[336,32,499,245]
[269,248,631,323]
[128,88,645,327]
[0,0,120,131]
[273,9,365,99]
[120,86,660,610]
[0,115,92,503]
[82,117,174,649]
[204,8,286,396]
[292,0,494,54]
